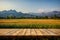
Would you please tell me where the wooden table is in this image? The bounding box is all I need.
[0,29,60,40]
[0,29,60,36]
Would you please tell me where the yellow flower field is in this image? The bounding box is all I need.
[0,19,60,24]
[0,19,60,28]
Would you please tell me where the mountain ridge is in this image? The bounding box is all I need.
[0,10,60,19]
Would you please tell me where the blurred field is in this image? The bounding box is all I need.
[0,19,60,28]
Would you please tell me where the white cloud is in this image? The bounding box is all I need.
[37,8,46,13]
[37,8,60,13]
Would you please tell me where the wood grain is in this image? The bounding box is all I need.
[0,29,60,36]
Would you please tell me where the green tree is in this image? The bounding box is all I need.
[45,16,48,19]
[7,14,14,19]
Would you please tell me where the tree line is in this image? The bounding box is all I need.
[0,14,60,19]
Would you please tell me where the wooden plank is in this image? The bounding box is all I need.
[48,29,60,35]
[11,29,23,35]
[0,29,9,34]
[30,29,37,36]
[0,29,14,35]
[42,29,56,35]
[25,29,30,36]
[5,29,19,35]
[34,29,42,36]
[39,29,53,35]
[17,29,26,36]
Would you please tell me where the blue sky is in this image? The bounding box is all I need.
[0,0,60,13]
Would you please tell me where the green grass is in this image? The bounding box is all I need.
[0,24,60,29]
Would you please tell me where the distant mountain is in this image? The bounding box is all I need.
[46,11,60,17]
[0,10,23,17]
[0,10,60,18]
[30,11,60,17]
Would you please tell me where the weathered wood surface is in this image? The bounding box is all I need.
[0,29,60,36]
